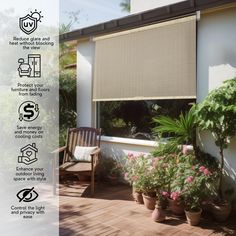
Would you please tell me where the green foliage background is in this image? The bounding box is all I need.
[59,21,77,146]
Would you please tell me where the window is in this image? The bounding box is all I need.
[97,99,195,140]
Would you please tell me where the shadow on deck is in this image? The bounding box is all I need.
[60,179,236,236]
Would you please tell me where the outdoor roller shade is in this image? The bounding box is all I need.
[93,15,196,101]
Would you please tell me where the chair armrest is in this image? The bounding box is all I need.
[51,146,66,154]
[90,148,101,156]
[90,148,101,166]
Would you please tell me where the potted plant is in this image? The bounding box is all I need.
[182,165,213,226]
[142,155,172,210]
[196,78,236,221]
[136,155,160,210]
[165,153,186,215]
[152,196,166,222]
[124,153,144,204]
[139,169,157,210]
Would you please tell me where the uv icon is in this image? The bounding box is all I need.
[19,10,43,35]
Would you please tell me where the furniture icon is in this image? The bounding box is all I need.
[18,54,41,78]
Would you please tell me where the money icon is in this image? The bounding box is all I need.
[18,101,39,122]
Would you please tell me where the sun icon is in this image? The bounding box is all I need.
[30,10,43,22]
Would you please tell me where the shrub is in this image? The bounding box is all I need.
[196,78,236,200]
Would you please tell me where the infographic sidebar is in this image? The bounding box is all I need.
[0,0,59,235]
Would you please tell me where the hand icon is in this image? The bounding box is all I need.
[18,156,38,165]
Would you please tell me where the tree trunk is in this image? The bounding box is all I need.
[192,132,199,159]
[193,142,199,159]
[219,146,224,201]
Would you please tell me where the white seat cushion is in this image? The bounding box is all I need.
[73,146,98,162]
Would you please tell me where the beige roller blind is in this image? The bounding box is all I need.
[93,15,196,101]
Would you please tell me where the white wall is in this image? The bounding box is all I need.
[197,7,236,206]
[77,41,95,127]
[101,136,156,155]
[100,136,156,164]
[130,0,185,14]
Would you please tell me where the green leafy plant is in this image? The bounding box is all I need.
[195,78,236,200]
[59,17,78,146]
[152,142,180,157]
[181,164,217,211]
[59,70,77,146]
[152,106,197,156]
[124,154,166,195]
[152,147,219,208]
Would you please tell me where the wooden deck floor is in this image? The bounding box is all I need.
[60,180,236,236]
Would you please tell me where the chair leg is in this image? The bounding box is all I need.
[91,171,95,197]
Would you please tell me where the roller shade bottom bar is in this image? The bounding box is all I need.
[93,96,196,102]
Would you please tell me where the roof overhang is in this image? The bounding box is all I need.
[60,0,236,43]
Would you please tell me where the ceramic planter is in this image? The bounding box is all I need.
[211,201,232,222]
[152,205,166,222]
[168,198,185,215]
[142,193,156,210]
[185,208,202,226]
[132,188,144,204]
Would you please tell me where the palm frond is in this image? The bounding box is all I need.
[152,106,196,145]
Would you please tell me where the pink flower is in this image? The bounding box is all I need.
[182,145,188,155]
[128,153,136,161]
[124,172,129,179]
[186,176,194,183]
[170,191,180,201]
[191,165,195,170]
[152,157,160,167]
[203,168,211,176]
[131,175,139,181]
[128,153,134,158]
[162,191,169,197]
[199,166,206,172]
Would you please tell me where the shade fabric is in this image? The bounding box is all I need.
[93,15,196,101]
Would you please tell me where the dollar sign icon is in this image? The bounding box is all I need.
[18,101,39,122]
[23,103,35,120]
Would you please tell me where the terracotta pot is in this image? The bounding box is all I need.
[142,193,156,210]
[132,189,144,204]
[159,198,168,209]
[152,205,166,222]
[211,201,232,222]
[185,208,202,226]
[168,198,185,215]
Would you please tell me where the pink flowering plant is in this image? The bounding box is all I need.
[181,164,217,211]
[124,153,147,192]
[158,152,219,208]
[124,153,167,195]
